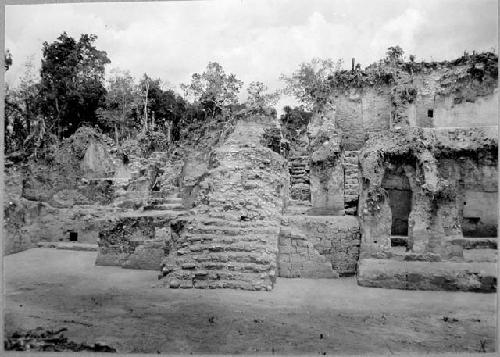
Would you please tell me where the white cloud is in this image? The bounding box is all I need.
[5,0,498,115]
[370,8,425,59]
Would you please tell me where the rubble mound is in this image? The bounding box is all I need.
[4,327,116,352]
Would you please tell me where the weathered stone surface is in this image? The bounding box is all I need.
[358,127,497,259]
[37,242,98,251]
[96,212,183,270]
[279,216,360,277]
[160,115,288,290]
[357,258,496,292]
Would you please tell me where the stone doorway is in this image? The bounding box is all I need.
[382,167,412,243]
[386,189,412,236]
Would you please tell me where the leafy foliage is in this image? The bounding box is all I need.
[280,105,313,134]
[137,129,169,156]
[245,81,280,112]
[280,58,342,109]
[386,46,404,62]
[97,69,137,143]
[181,62,243,118]
[39,32,110,138]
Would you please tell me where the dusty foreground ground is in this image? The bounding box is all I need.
[4,248,497,354]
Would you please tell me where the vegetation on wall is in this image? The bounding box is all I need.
[5,34,498,164]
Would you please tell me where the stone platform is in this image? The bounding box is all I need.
[357,258,497,292]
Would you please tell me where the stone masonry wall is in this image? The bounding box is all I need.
[160,115,289,290]
[278,216,361,277]
[358,127,497,261]
[96,213,180,270]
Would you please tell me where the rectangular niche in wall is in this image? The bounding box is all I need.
[462,191,498,237]
[69,231,78,242]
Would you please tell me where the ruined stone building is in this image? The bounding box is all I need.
[4,52,498,292]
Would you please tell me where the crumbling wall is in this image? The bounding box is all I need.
[307,111,345,215]
[324,52,498,135]
[96,214,176,270]
[21,127,117,204]
[3,162,115,255]
[309,161,344,216]
[334,90,364,150]
[278,216,360,277]
[433,91,498,128]
[358,127,497,261]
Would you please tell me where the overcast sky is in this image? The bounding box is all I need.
[5,0,498,109]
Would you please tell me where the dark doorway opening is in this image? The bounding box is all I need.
[69,231,78,242]
[387,189,412,236]
[382,167,412,239]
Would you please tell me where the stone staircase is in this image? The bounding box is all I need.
[343,150,361,216]
[161,215,280,290]
[289,155,310,201]
[143,191,184,211]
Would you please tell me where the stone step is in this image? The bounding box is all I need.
[357,258,496,292]
[37,242,98,251]
[290,156,309,161]
[449,237,497,250]
[191,217,278,228]
[290,171,309,177]
[343,163,358,169]
[119,210,188,218]
[390,236,408,247]
[184,233,276,244]
[180,242,274,255]
[344,207,357,215]
[144,203,184,211]
[463,249,497,263]
[146,197,183,205]
[186,225,280,236]
[164,274,272,290]
[344,150,360,155]
[150,191,173,198]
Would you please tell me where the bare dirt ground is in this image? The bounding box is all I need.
[4,248,497,354]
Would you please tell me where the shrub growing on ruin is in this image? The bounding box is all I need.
[245,81,280,113]
[180,62,244,119]
[280,58,342,110]
[137,129,169,156]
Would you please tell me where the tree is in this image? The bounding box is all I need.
[386,46,404,62]
[246,81,280,111]
[180,62,243,118]
[97,69,136,144]
[139,74,152,132]
[280,58,342,110]
[280,105,313,133]
[4,49,12,70]
[17,56,40,136]
[39,32,110,138]
[4,56,41,155]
